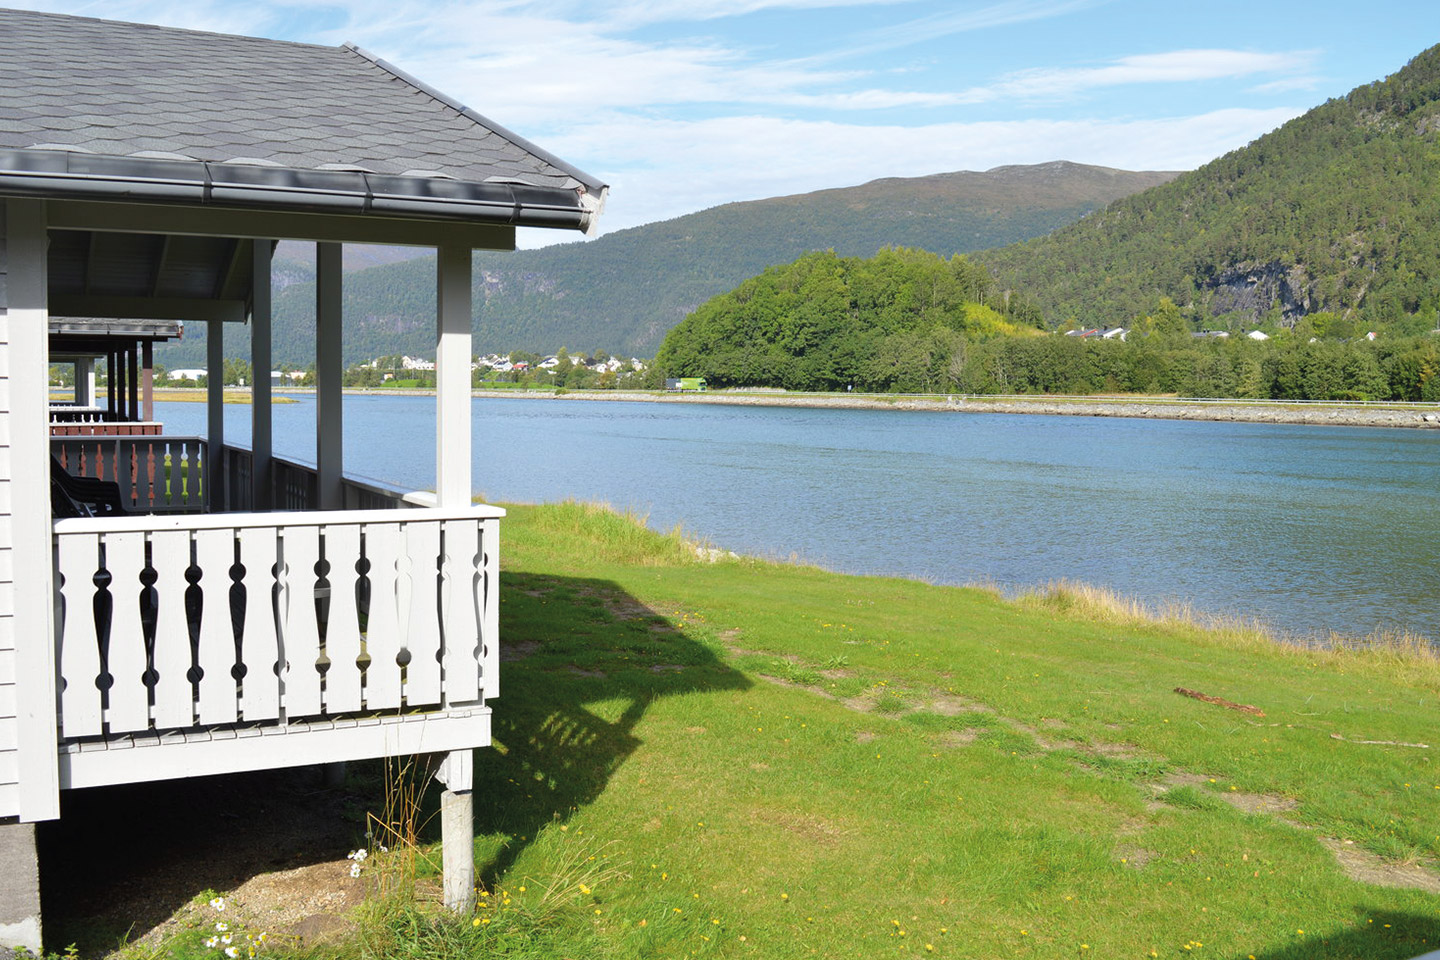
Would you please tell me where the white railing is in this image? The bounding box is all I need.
[52,435,208,513]
[52,506,501,741]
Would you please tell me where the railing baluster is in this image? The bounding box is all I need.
[403,522,442,707]
[56,532,104,738]
[237,526,281,721]
[322,524,364,713]
[103,531,151,733]
[361,523,403,710]
[195,528,239,725]
[441,519,481,705]
[480,520,500,700]
[150,529,195,729]
[279,525,323,718]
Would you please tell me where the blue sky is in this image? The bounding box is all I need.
[18,1,1440,244]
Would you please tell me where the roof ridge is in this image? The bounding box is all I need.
[341,42,608,199]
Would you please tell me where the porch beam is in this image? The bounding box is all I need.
[206,319,225,510]
[48,294,247,323]
[5,198,61,823]
[251,240,273,510]
[47,201,516,250]
[435,244,472,508]
[315,242,343,510]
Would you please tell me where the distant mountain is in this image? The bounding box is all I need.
[157,162,1176,367]
[975,45,1440,330]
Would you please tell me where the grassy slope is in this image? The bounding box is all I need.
[350,503,1436,960]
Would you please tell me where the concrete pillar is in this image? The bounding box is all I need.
[0,823,42,954]
[436,749,475,912]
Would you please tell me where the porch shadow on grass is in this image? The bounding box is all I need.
[34,572,745,957]
[1240,908,1440,960]
[470,570,751,886]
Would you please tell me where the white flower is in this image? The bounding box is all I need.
[225,948,239,959]
[221,934,233,944]
[348,848,368,862]
[205,937,218,948]
[215,922,229,932]
[379,845,389,853]
[210,897,226,912]
[349,862,362,878]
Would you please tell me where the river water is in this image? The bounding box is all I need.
[156,395,1440,642]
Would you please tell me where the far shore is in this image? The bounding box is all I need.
[151,385,1440,430]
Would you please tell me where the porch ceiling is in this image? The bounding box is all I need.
[46,230,254,322]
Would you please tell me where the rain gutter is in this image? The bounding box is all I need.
[0,149,594,232]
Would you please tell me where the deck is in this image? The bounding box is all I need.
[49,449,500,791]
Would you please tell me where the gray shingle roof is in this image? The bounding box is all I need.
[0,7,606,231]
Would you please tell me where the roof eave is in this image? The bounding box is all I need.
[0,150,596,233]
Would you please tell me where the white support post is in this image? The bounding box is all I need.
[435,245,472,508]
[141,340,154,423]
[251,240,273,510]
[436,750,475,912]
[6,199,61,824]
[315,242,343,510]
[207,318,226,509]
[74,356,93,406]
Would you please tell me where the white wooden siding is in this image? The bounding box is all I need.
[0,201,16,819]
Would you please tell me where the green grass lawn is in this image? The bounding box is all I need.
[174,502,1440,960]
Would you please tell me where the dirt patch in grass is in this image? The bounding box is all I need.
[854,731,878,744]
[929,695,994,716]
[842,696,876,713]
[939,729,981,747]
[566,665,607,678]
[1318,837,1440,894]
[649,664,686,673]
[1220,790,1298,816]
[1115,844,1157,869]
[500,640,541,662]
[820,668,856,679]
[751,809,847,846]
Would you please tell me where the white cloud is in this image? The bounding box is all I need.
[802,0,1111,64]
[972,49,1319,102]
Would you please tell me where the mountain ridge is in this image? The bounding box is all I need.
[974,45,1440,329]
[158,161,1177,367]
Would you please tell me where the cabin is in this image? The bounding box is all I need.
[0,8,607,953]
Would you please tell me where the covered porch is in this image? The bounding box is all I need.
[0,9,609,951]
[18,200,505,913]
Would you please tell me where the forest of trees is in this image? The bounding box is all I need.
[657,248,1440,401]
[655,247,1044,391]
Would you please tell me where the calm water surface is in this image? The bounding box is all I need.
[157,396,1440,641]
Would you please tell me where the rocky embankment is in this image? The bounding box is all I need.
[478,389,1440,429]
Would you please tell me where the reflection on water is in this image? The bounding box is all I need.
[157,395,1440,641]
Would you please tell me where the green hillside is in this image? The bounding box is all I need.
[976,44,1440,330]
[157,162,1174,368]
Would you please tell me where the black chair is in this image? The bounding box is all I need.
[51,457,129,518]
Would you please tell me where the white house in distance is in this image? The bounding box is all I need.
[0,8,606,953]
